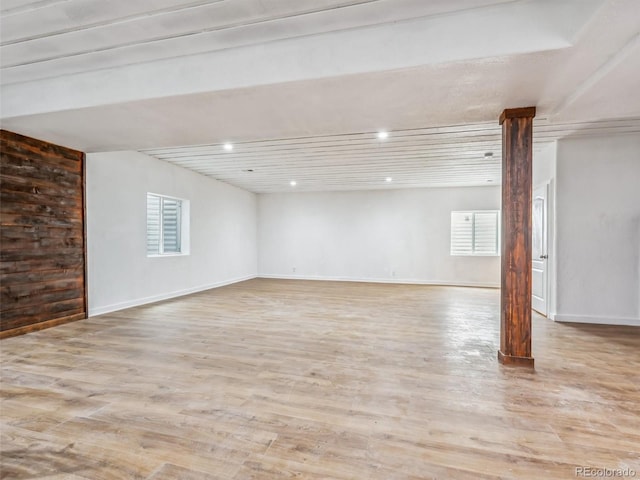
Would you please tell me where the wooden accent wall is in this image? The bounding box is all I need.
[1,130,87,338]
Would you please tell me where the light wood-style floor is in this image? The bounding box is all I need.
[1,279,639,479]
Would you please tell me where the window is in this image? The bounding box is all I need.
[451,210,500,256]
[146,193,189,256]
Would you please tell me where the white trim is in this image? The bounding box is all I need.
[554,314,640,327]
[258,274,499,289]
[146,192,190,256]
[531,181,550,316]
[89,274,256,317]
[146,191,185,202]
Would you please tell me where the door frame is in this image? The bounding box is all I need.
[532,181,550,317]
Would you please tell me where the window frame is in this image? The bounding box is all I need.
[450,210,501,257]
[146,192,190,257]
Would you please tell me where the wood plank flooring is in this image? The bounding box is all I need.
[1,279,639,479]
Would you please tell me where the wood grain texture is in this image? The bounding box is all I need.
[0,312,86,340]
[0,130,87,335]
[1,279,639,479]
[499,107,537,124]
[499,108,536,367]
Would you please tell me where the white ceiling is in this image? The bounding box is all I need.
[1,0,639,193]
[0,0,515,84]
[141,118,640,193]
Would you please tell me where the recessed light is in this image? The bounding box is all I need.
[223,143,234,151]
[290,180,297,187]
[377,131,389,140]
[385,177,393,182]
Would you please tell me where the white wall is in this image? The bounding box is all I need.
[555,133,640,326]
[533,141,557,188]
[86,151,257,316]
[86,137,639,326]
[258,186,501,287]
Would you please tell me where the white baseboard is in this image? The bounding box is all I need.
[554,314,640,327]
[89,274,257,317]
[258,273,499,289]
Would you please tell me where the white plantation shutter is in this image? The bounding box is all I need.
[161,198,181,253]
[473,211,499,255]
[146,194,161,255]
[147,193,183,255]
[451,210,500,256]
[451,211,474,255]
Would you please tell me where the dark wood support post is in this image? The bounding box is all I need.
[498,107,536,368]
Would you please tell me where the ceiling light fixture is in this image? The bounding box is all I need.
[484,152,493,159]
[290,180,297,187]
[377,131,389,140]
[385,177,393,182]
[223,143,234,151]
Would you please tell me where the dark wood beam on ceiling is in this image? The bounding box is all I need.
[498,106,536,368]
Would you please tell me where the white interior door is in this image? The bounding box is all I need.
[532,184,548,316]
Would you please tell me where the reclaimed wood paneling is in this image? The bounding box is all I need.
[498,107,536,367]
[0,130,87,338]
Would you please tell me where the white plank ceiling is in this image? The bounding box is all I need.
[141,117,640,193]
[0,0,511,85]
